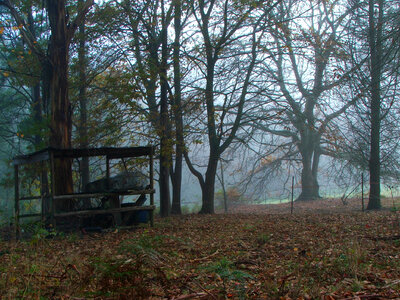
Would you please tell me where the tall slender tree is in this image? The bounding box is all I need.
[184,0,276,213]
[367,0,384,209]
[158,0,172,216]
[170,0,184,215]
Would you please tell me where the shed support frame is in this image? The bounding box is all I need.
[13,146,156,237]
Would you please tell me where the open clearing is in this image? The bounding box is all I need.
[1,198,400,299]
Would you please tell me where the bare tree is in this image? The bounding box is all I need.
[184,0,278,213]
[249,0,362,201]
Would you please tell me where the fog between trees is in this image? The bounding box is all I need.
[0,0,399,217]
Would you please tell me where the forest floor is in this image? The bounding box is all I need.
[1,198,400,299]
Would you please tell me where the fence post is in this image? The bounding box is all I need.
[361,173,364,212]
[291,176,294,214]
[14,165,20,240]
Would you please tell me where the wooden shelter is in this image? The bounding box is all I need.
[13,146,155,237]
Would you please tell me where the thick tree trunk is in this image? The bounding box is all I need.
[47,0,74,210]
[297,165,320,201]
[297,145,320,201]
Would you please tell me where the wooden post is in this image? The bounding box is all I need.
[150,147,154,227]
[106,156,110,190]
[105,155,121,225]
[361,173,364,212]
[291,176,294,215]
[50,151,56,229]
[40,161,45,223]
[14,165,20,239]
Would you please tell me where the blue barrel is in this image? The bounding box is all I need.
[137,210,149,223]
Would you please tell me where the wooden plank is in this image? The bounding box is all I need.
[52,189,156,201]
[52,147,153,159]
[12,149,50,165]
[19,196,42,201]
[54,205,156,218]
[19,213,42,218]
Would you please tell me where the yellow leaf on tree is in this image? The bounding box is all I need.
[0,27,4,34]
[3,72,9,77]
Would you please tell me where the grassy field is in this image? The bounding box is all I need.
[1,198,400,299]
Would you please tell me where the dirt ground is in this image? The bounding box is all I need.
[1,198,400,299]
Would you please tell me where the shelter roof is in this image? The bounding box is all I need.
[13,146,153,165]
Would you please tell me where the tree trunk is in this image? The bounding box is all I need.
[367,0,383,210]
[297,167,320,201]
[47,0,74,210]
[220,161,228,213]
[159,1,171,217]
[297,145,320,201]
[199,150,219,214]
[171,0,183,215]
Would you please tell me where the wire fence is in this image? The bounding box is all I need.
[227,174,400,214]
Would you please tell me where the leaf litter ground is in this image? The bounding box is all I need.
[1,198,400,299]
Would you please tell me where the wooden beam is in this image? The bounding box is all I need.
[19,213,42,218]
[54,205,156,218]
[19,196,42,201]
[52,189,156,201]
[12,149,50,166]
[12,146,154,165]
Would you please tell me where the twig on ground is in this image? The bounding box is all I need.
[191,250,219,262]
[172,292,208,299]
